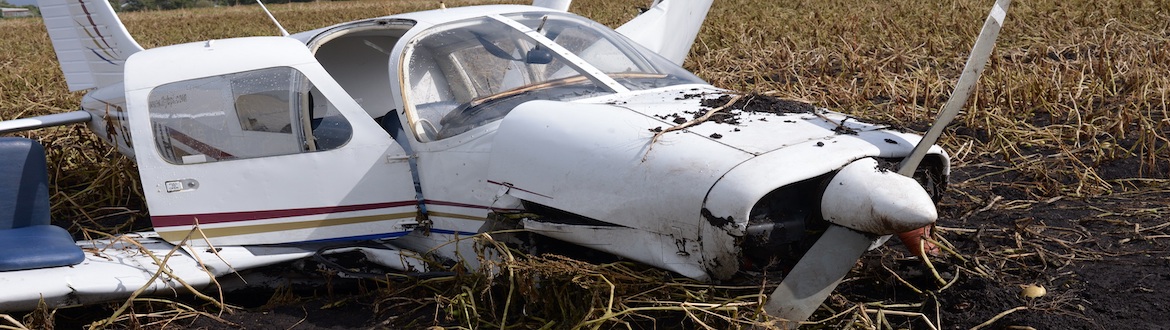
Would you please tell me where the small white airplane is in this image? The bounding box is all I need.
[0,0,1010,323]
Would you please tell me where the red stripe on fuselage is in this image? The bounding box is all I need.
[151,200,492,227]
[152,201,417,227]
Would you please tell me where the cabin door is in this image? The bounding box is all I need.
[124,37,420,246]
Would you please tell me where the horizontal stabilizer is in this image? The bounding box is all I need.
[0,110,91,134]
[532,0,571,11]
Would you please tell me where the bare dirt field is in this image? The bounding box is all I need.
[2,0,1168,328]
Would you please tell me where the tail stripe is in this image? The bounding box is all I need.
[88,48,117,65]
[74,20,120,62]
[37,0,143,91]
[76,0,116,51]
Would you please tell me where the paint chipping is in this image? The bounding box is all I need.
[701,208,734,228]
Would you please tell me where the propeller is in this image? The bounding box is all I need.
[764,0,1012,326]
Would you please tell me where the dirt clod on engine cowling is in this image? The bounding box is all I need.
[701,93,817,115]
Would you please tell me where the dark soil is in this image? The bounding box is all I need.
[829,152,1170,330]
[700,93,817,115]
[187,292,381,330]
[681,93,816,126]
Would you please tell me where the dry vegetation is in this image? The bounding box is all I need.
[1,0,1169,328]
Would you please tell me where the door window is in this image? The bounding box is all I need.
[147,67,352,164]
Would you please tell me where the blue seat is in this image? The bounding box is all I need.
[0,137,84,271]
[0,225,85,271]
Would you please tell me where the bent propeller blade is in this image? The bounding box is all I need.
[898,0,1012,176]
[765,225,870,325]
[766,0,1011,325]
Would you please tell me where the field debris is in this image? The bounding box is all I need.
[643,93,742,160]
[1020,284,1047,299]
[699,93,817,116]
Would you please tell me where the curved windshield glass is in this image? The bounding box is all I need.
[504,12,704,91]
[403,13,705,141]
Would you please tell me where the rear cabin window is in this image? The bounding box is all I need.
[147,67,351,164]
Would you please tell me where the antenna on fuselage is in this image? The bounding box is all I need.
[256,0,290,37]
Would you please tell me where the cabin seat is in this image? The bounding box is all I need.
[0,137,84,271]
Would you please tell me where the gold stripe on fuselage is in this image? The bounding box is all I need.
[426,211,488,221]
[157,212,416,242]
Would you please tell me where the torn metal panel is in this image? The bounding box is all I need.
[521,219,708,280]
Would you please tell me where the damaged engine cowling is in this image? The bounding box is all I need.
[737,175,829,271]
[487,96,949,281]
[736,157,946,272]
[696,140,948,278]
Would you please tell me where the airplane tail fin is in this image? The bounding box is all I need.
[532,0,571,11]
[37,0,144,92]
[615,0,714,65]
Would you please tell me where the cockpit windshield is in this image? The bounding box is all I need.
[503,12,704,91]
[403,12,705,141]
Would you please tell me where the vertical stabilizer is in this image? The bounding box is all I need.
[37,0,144,92]
[616,0,713,65]
[531,0,571,11]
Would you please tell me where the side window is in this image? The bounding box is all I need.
[148,67,352,164]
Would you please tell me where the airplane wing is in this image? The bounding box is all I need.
[615,0,714,65]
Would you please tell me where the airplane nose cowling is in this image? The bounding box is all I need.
[821,157,937,235]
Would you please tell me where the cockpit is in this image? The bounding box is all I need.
[402,12,705,141]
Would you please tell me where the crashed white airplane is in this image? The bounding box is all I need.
[0,0,1010,323]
